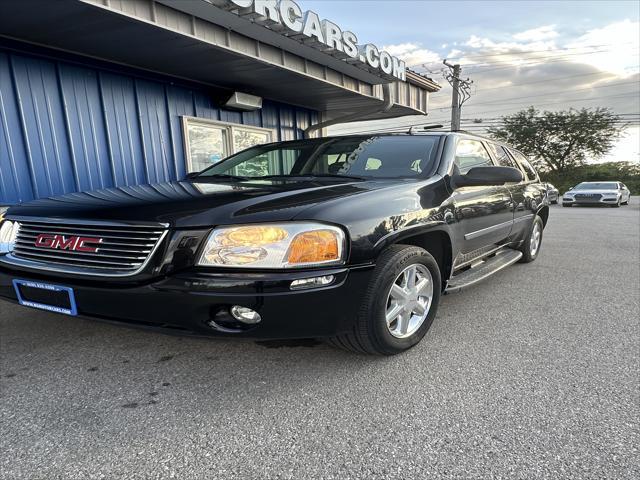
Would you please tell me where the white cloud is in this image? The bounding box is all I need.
[463,34,556,56]
[603,126,640,162]
[383,42,440,68]
[565,20,640,76]
[513,25,559,42]
[333,20,640,158]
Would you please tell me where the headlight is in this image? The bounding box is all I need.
[198,223,346,268]
[0,219,20,254]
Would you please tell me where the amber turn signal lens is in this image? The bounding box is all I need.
[287,230,340,265]
[217,226,288,246]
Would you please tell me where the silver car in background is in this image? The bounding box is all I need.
[545,183,559,204]
[562,181,631,207]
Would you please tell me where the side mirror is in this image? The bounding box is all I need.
[452,166,523,188]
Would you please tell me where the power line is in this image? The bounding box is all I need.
[460,113,640,121]
[455,123,640,129]
[441,41,637,62]
[450,49,640,75]
[457,118,640,124]
[416,47,639,72]
[334,123,640,137]
[459,120,640,126]
[335,115,640,136]
[441,99,640,117]
[430,82,640,111]
[472,69,639,92]
[410,43,636,70]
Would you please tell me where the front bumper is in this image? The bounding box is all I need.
[0,265,374,339]
[562,196,619,206]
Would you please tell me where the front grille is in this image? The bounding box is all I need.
[12,220,167,275]
[575,194,602,202]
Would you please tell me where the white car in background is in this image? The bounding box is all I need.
[562,181,631,207]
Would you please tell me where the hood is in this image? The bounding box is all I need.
[6,179,390,228]
[566,189,618,195]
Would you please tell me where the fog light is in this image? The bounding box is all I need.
[290,275,335,290]
[230,306,261,324]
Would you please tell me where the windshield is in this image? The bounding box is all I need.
[574,182,618,190]
[195,136,442,180]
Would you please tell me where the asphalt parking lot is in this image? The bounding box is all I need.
[1,198,638,480]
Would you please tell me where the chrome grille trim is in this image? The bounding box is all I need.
[4,217,169,277]
[575,194,602,202]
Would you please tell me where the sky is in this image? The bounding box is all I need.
[307,0,640,163]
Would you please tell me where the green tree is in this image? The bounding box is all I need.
[488,107,623,172]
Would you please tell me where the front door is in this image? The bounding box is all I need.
[450,139,514,259]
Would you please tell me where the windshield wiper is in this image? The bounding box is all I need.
[196,173,250,181]
[261,173,366,181]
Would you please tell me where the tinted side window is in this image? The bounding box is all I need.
[455,139,494,174]
[509,149,538,181]
[486,143,518,169]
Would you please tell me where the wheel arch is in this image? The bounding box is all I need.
[537,205,550,227]
[374,227,453,288]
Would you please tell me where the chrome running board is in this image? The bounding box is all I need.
[445,249,522,293]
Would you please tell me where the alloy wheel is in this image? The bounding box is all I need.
[530,222,542,257]
[385,264,433,339]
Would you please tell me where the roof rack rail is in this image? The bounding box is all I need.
[451,130,496,140]
[408,124,444,134]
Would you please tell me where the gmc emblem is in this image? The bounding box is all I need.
[34,234,103,253]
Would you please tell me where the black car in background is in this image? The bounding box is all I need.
[0,133,548,355]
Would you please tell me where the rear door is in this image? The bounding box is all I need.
[450,138,514,256]
[508,148,545,238]
[485,143,529,230]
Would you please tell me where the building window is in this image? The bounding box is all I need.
[182,117,274,173]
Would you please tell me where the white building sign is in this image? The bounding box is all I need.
[211,0,407,81]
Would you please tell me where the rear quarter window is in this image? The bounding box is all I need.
[509,149,539,181]
[486,143,519,169]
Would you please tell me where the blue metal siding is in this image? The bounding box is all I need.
[0,46,319,205]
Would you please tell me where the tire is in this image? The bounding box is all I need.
[327,245,441,355]
[622,199,629,206]
[518,215,544,263]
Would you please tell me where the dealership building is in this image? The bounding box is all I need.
[0,0,440,205]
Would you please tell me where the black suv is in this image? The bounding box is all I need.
[0,133,548,355]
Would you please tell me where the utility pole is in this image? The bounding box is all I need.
[449,63,461,131]
[443,60,473,131]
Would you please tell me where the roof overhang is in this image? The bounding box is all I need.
[0,0,440,120]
